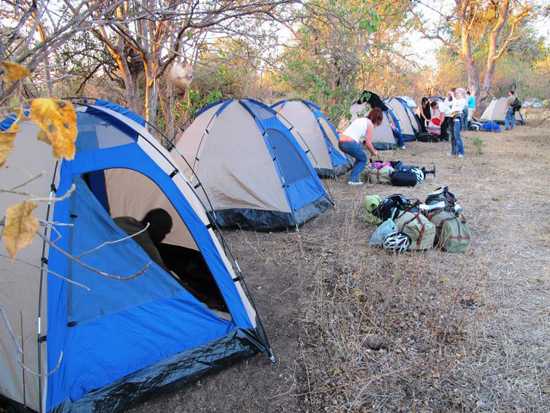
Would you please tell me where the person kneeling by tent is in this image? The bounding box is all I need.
[338,107,382,185]
[114,208,173,270]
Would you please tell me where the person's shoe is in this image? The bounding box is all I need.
[458,154,464,158]
[347,181,364,186]
[400,145,406,150]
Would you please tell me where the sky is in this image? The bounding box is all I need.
[407,0,550,69]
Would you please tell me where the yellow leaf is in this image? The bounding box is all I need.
[0,61,30,82]
[36,129,50,144]
[30,99,77,160]
[0,123,19,167]
[2,201,39,259]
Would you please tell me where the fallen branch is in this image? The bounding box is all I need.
[0,304,64,377]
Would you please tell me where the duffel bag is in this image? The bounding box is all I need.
[430,211,471,253]
[363,165,394,184]
[390,170,418,187]
[395,210,436,251]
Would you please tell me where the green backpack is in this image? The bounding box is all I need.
[430,211,471,253]
[363,194,383,225]
[395,210,436,251]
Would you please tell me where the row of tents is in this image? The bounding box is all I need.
[0,97,357,413]
[0,91,526,412]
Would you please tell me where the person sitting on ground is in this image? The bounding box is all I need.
[338,108,382,186]
[505,90,517,130]
[427,101,444,136]
[114,208,173,269]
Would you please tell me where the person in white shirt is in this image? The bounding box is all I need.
[449,88,466,157]
[338,108,382,185]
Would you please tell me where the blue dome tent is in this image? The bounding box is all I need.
[385,97,421,142]
[349,90,403,150]
[271,99,350,178]
[172,98,332,230]
[0,99,271,413]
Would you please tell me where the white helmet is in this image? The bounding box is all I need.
[383,232,410,253]
[412,167,425,184]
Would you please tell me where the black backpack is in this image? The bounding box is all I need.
[373,194,419,221]
[425,186,456,210]
[512,98,522,112]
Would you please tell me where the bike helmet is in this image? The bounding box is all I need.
[383,232,410,253]
[411,167,425,184]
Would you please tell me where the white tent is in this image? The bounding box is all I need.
[480,97,525,124]
[349,102,398,150]
[386,97,420,141]
[271,99,350,177]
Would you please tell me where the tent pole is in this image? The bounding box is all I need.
[20,311,27,408]
[37,160,59,413]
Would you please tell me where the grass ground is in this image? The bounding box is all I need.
[130,120,549,412]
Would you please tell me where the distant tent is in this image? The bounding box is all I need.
[385,97,421,142]
[271,99,350,178]
[350,90,401,150]
[480,97,525,125]
[172,98,332,230]
[399,96,417,109]
[0,99,270,412]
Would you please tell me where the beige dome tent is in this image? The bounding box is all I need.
[171,98,332,230]
[385,97,420,141]
[271,99,350,178]
[350,102,399,150]
[480,97,525,124]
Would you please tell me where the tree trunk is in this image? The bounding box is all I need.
[143,60,160,124]
[480,0,510,101]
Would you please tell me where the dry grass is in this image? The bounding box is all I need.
[96,117,550,412]
[294,122,550,412]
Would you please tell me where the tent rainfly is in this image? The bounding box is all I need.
[271,99,350,178]
[480,97,525,125]
[172,98,332,230]
[0,99,271,413]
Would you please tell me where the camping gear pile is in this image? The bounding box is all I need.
[366,187,471,254]
[362,160,436,187]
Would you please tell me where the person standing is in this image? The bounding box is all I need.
[439,92,453,141]
[450,88,466,157]
[466,90,476,127]
[505,90,517,130]
[338,108,382,185]
[418,97,431,133]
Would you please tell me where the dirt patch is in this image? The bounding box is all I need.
[132,124,550,412]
